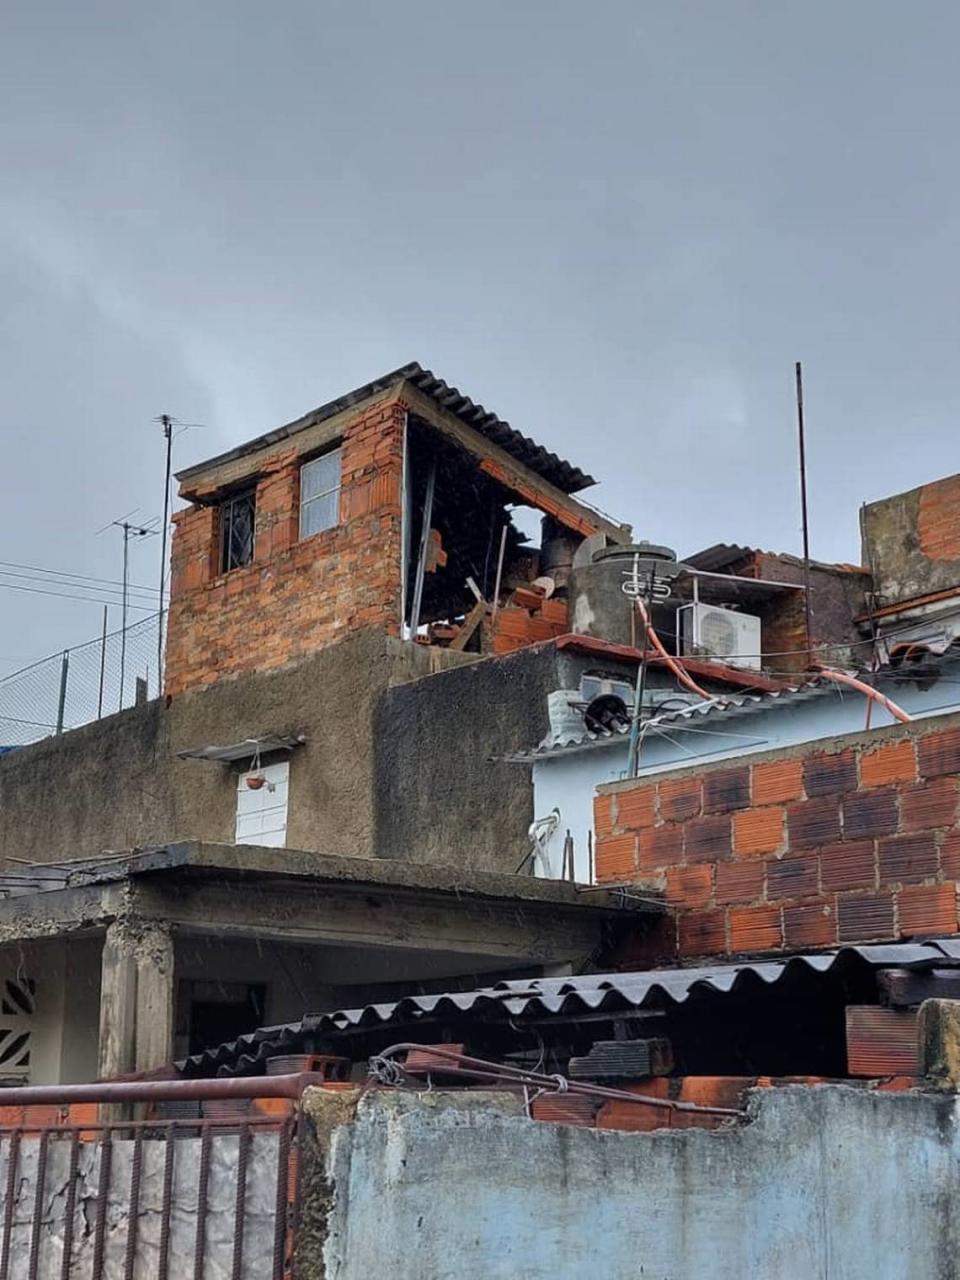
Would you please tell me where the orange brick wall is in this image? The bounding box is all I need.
[595,723,960,961]
[918,474,960,561]
[165,399,405,696]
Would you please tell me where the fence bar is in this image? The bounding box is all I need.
[272,1118,293,1280]
[193,1124,213,1280]
[122,1127,144,1280]
[59,1133,80,1280]
[90,1130,112,1280]
[0,1131,20,1280]
[26,1130,48,1280]
[157,1134,175,1280]
[55,651,69,735]
[97,606,108,719]
[230,1123,251,1280]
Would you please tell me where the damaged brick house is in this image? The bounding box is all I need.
[0,363,664,1086]
[0,374,960,1275]
[1,355,958,1105]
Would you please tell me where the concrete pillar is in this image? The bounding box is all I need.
[97,920,175,1080]
[919,998,960,1091]
[135,925,175,1074]
[97,921,138,1080]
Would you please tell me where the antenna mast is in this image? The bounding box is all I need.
[157,414,174,680]
[111,518,158,709]
[795,362,814,659]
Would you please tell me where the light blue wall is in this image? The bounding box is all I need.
[528,669,960,883]
[324,1088,960,1280]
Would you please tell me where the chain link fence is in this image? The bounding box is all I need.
[0,613,164,748]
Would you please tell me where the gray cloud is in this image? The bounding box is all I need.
[2,0,959,665]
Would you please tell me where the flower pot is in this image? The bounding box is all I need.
[246,774,266,790]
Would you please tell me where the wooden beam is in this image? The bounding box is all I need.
[449,598,487,652]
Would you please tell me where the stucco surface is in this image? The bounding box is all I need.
[323,1087,960,1280]
[0,630,468,867]
[374,645,591,873]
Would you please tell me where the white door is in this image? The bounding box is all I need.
[236,761,289,847]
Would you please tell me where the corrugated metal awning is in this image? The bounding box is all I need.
[176,734,304,763]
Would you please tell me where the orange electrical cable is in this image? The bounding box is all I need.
[814,666,912,724]
[634,597,713,701]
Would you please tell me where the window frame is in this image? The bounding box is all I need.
[219,489,257,574]
[299,445,343,540]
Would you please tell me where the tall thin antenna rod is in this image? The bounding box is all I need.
[157,414,174,680]
[795,361,814,658]
[112,519,158,710]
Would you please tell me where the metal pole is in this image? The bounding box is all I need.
[97,605,108,719]
[490,524,508,626]
[119,523,129,710]
[796,361,813,657]
[158,414,173,682]
[627,563,656,776]
[409,460,436,637]
[55,651,69,735]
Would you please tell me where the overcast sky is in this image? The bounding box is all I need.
[2,1,958,677]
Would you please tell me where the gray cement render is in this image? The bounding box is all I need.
[374,643,640,871]
[320,1087,960,1280]
[0,629,473,870]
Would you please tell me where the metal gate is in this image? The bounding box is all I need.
[0,1075,314,1280]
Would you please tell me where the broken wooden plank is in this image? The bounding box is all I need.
[449,598,488,651]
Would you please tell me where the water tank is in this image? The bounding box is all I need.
[568,542,686,648]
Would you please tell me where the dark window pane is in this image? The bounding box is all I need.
[220,491,256,572]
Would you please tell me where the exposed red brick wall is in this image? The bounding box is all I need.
[487,599,569,654]
[595,721,960,960]
[165,398,405,696]
[918,474,960,561]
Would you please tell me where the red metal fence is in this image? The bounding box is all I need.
[0,1074,320,1280]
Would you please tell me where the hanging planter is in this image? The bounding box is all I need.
[245,745,266,789]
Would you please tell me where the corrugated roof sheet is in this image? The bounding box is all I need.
[178,362,595,495]
[503,677,839,762]
[178,939,960,1077]
[684,544,757,573]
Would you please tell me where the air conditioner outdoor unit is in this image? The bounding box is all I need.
[677,603,762,672]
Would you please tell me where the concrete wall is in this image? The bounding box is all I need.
[0,629,470,867]
[863,472,960,604]
[0,940,98,1086]
[373,645,640,873]
[319,1087,960,1280]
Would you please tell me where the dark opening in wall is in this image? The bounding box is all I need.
[404,419,543,639]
